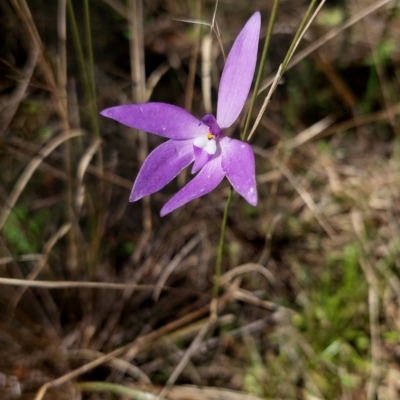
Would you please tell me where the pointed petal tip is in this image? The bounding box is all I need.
[129,194,139,202]
[99,108,110,117]
[247,191,258,206]
[216,10,261,128]
[251,11,261,24]
[159,207,170,217]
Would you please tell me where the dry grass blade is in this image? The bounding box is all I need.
[9,0,68,125]
[0,254,42,265]
[86,164,133,189]
[259,0,394,93]
[101,0,127,17]
[220,263,275,285]
[33,292,234,400]
[285,115,336,149]
[309,102,400,142]
[185,0,202,113]
[3,1,400,398]
[0,48,39,135]
[276,160,336,239]
[201,35,213,113]
[367,286,381,400]
[248,64,283,142]
[9,222,71,309]
[249,0,326,141]
[233,288,280,312]
[167,385,267,400]
[76,382,164,399]
[157,320,213,400]
[153,235,201,301]
[0,277,159,291]
[68,349,151,383]
[76,137,102,212]
[128,0,152,234]
[0,130,83,230]
[145,62,170,102]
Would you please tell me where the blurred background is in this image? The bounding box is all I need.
[1,0,400,399]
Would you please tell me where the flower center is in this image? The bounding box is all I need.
[201,114,222,139]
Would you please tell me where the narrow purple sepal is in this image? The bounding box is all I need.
[101,103,208,140]
[160,151,225,216]
[221,137,257,206]
[130,139,194,201]
[216,12,261,129]
[192,146,212,173]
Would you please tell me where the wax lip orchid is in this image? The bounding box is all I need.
[101,12,261,216]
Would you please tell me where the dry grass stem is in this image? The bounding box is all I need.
[76,138,102,212]
[33,289,235,400]
[201,35,213,113]
[285,115,336,149]
[2,1,399,398]
[184,0,202,113]
[67,349,152,383]
[157,321,213,400]
[153,235,201,301]
[9,222,71,309]
[0,130,83,230]
[129,0,152,234]
[0,48,39,134]
[276,160,336,238]
[259,0,394,94]
[220,263,275,285]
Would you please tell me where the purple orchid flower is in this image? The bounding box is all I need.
[101,12,261,216]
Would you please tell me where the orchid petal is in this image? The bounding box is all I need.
[101,103,208,139]
[160,152,225,216]
[192,146,213,173]
[221,137,257,205]
[130,139,194,201]
[216,12,261,129]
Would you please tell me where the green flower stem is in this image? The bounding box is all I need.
[214,186,233,299]
[242,0,281,142]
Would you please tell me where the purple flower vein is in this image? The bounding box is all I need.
[101,12,261,216]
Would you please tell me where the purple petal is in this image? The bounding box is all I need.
[216,12,261,129]
[130,139,194,201]
[101,103,208,140]
[221,137,257,205]
[160,151,225,216]
[192,145,213,173]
